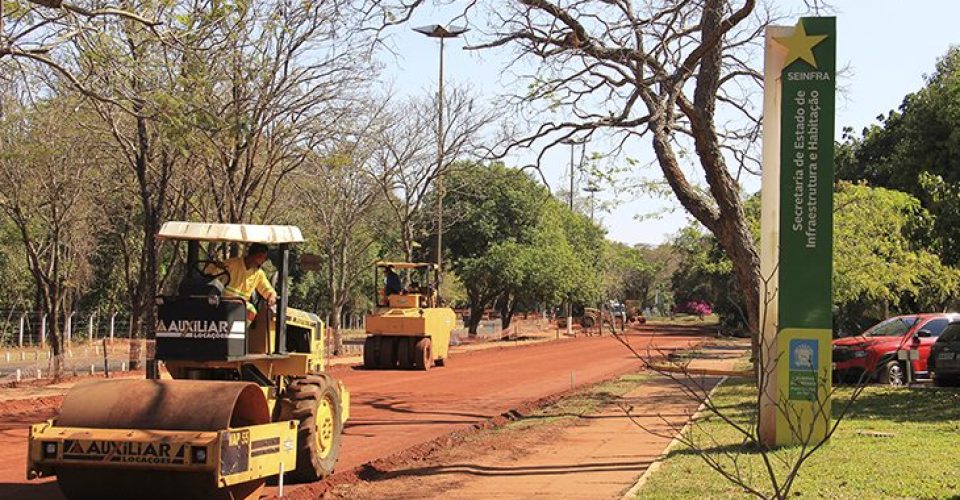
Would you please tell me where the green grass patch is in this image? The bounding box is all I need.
[502,373,653,431]
[638,381,960,499]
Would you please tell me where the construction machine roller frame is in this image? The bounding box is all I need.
[363,261,456,370]
[27,222,348,500]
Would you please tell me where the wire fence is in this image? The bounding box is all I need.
[0,339,149,383]
[0,309,140,348]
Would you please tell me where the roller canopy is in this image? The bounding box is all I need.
[158,221,304,244]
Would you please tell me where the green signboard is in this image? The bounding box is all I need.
[777,17,835,329]
[771,17,835,445]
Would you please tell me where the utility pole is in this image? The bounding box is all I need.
[414,24,468,288]
[560,137,585,337]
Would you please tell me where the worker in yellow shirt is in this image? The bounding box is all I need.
[208,243,277,322]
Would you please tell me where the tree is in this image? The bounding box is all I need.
[0,0,163,101]
[443,162,602,332]
[837,47,960,265]
[442,162,550,332]
[832,181,960,334]
[372,0,773,361]
[0,98,104,378]
[669,224,746,330]
[366,86,499,263]
[602,243,657,305]
[294,131,394,354]
[182,0,373,225]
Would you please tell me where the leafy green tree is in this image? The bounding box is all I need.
[833,182,959,334]
[668,183,960,336]
[604,242,658,306]
[669,225,744,330]
[441,162,603,333]
[837,47,960,265]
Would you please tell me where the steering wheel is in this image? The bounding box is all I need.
[195,259,231,283]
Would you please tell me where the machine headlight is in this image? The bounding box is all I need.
[42,442,58,458]
[191,446,207,463]
[851,350,868,358]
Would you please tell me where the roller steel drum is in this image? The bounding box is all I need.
[52,379,269,500]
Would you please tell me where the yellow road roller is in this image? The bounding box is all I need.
[27,222,349,499]
[363,262,456,370]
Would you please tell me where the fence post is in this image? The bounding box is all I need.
[18,313,25,348]
[110,313,117,342]
[88,313,96,341]
[66,312,75,346]
[40,314,46,348]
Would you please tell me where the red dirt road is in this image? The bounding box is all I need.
[0,329,704,500]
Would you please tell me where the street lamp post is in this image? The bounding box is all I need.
[559,137,585,338]
[413,24,468,288]
[560,137,585,210]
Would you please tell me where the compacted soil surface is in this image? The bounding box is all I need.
[0,327,710,499]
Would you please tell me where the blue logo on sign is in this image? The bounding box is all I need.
[789,339,818,371]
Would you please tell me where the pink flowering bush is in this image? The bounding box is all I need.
[677,300,713,318]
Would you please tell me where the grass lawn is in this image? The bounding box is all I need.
[638,380,960,499]
[499,373,653,432]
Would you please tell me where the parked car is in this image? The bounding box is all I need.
[929,320,960,387]
[832,313,958,385]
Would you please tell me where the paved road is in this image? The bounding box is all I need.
[0,328,705,499]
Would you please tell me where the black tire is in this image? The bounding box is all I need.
[280,374,344,482]
[379,336,395,369]
[878,360,905,386]
[934,373,960,387]
[397,337,414,369]
[363,336,377,369]
[414,337,432,371]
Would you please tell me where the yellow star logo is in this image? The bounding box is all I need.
[774,20,828,69]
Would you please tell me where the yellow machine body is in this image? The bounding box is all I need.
[363,261,457,370]
[28,420,298,488]
[366,300,456,361]
[26,222,349,500]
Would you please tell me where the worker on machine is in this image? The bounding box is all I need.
[384,265,402,297]
[208,243,277,322]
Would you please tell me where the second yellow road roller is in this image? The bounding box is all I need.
[363,262,456,370]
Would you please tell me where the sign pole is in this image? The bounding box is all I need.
[760,17,836,446]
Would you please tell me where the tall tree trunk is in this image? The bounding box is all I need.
[329,303,343,356]
[497,293,516,329]
[133,109,162,379]
[467,297,484,337]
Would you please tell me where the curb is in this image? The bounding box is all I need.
[620,375,729,499]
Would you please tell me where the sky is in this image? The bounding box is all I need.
[374,1,960,247]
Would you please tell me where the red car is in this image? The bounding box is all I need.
[832,313,959,385]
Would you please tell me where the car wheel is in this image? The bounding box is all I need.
[878,360,905,386]
[934,373,959,387]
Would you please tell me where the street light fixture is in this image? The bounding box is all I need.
[414,24,469,284]
[559,137,585,338]
[583,183,601,222]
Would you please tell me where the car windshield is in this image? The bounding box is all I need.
[863,316,918,337]
[939,323,960,342]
